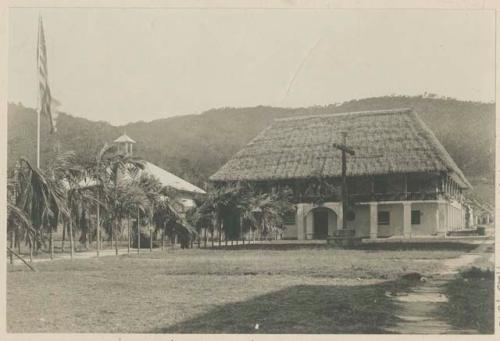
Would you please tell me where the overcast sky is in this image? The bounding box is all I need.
[8,8,495,125]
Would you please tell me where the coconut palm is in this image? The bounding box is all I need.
[6,203,33,263]
[86,143,145,255]
[195,184,243,246]
[12,157,70,260]
[236,185,294,241]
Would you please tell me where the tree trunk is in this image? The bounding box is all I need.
[96,199,100,257]
[69,220,74,260]
[137,207,140,254]
[127,214,131,255]
[9,230,14,265]
[15,229,21,254]
[61,222,66,253]
[114,219,119,256]
[211,229,214,247]
[240,220,244,245]
[161,227,165,251]
[218,221,222,247]
[29,235,33,262]
[150,227,153,252]
[49,226,54,259]
[204,228,207,248]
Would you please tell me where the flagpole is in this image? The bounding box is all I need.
[36,15,41,168]
[36,110,40,168]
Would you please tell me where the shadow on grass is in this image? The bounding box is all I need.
[156,279,417,334]
[349,242,478,252]
[208,243,329,251]
[207,241,478,252]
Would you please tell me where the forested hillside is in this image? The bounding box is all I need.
[7,95,495,202]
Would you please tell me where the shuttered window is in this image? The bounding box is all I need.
[378,211,390,225]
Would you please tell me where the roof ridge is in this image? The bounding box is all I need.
[275,108,413,122]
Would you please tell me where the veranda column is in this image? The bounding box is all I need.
[296,204,305,240]
[403,202,412,238]
[435,204,441,235]
[337,203,344,230]
[369,202,378,239]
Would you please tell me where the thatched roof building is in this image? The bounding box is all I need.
[210,108,470,189]
[210,108,472,241]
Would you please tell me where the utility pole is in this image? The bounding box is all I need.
[332,132,355,229]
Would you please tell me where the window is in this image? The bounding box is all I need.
[283,210,296,225]
[378,211,390,225]
[411,210,421,225]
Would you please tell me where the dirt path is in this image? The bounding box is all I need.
[385,240,493,334]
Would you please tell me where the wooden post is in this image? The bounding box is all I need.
[69,220,74,260]
[137,207,140,254]
[340,132,347,230]
[127,214,131,255]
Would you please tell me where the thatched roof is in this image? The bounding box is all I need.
[114,134,136,143]
[210,108,471,189]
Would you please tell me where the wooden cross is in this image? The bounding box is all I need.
[332,132,355,229]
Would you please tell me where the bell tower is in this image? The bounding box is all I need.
[114,133,136,155]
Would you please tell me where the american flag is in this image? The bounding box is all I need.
[37,16,58,133]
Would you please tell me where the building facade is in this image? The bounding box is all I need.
[210,109,472,240]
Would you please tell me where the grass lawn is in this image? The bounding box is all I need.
[7,245,469,333]
[439,243,495,334]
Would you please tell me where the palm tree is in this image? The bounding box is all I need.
[87,143,145,256]
[136,173,162,251]
[193,184,243,246]
[45,151,83,258]
[236,185,294,242]
[6,203,33,263]
[12,157,70,260]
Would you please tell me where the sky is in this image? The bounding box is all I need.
[8,8,495,125]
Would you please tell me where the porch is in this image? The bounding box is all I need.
[292,200,464,240]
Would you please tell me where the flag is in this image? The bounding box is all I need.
[37,16,57,133]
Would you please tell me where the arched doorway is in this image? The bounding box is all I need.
[305,207,338,239]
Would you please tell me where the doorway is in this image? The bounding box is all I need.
[313,209,329,239]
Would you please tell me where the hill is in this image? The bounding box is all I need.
[7,95,495,203]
